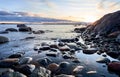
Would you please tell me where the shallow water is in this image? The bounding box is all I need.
[0,24,119,77]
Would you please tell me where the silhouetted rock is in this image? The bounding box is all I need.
[5,28,18,32]
[19,27,32,32]
[17,24,27,27]
[83,11,120,37]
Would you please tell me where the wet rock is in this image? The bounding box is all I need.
[74,27,86,33]
[5,28,18,32]
[19,57,33,64]
[46,52,58,57]
[87,71,97,74]
[63,54,73,59]
[47,63,59,73]
[0,58,19,68]
[15,64,35,76]
[33,30,45,34]
[58,42,65,47]
[67,43,81,50]
[83,48,98,54]
[108,62,120,73]
[55,74,75,77]
[0,31,8,34]
[1,71,27,77]
[59,38,79,43]
[30,66,51,77]
[72,66,84,74]
[19,27,32,32]
[0,68,14,75]
[72,58,81,63]
[59,61,70,68]
[37,57,52,67]
[96,57,110,64]
[50,44,58,49]
[39,46,50,51]
[0,36,9,44]
[106,51,120,59]
[17,24,27,27]
[59,46,70,51]
[8,53,23,58]
[24,36,35,40]
[50,48,58,52]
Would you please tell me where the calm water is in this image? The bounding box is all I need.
[0,24,119,77]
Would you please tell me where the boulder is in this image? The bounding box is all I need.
[83,48,98,54]
[19,27,32,32]
[74,27,86,33]
[72,66,84,74]
[59,61,70,68]
[33,30,45,34]
[39,46,50,51]
[0,36,9,44]
[17,24,27,27]
[37,57,52,67]
[19,57,33,64]
[0,58,19,68]
[5,28,18,32]
[30,66,51,77]
[108,62,120,72]
[15,64,35,76]
[96,57,110,64]
[46,52,58,57]
[47,63,59,73]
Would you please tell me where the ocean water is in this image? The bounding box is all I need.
[0,24,119,77]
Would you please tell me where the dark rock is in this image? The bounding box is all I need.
[59,38,79,43]
[8,53,23,58]
[37,57,52,67]
[67,43,81,50]
[0,58,19,68]
[96,57,110,64]
[106,51,120,59]
[15,64,35,76]
[58,42,65,47]
[39,46,50,51]
[30,66,51,77]
[82,11,120,37]
[19,27,32,32]
[46,52,58,57]
[83,48,98,54]
[59,61,70,68]
[0,36,9,44]
[74,27,86,33]
[47,63,59,73]
[108,62,120,73]
[50,48,58,52]
[24,36,35,40]
[33,30,45,34]
[19,57,33,64]
[17,24,27,27]
[5,28,18,32]
[50,44,58,49]
[63,54,73,59]
[72,66,84,74]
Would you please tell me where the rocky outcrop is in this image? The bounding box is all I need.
[83,11,120,37]
[0,36,9,44]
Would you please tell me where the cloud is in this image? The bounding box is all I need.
[97,0,120,10]
[0,11,14,16]
[0,10,42,17]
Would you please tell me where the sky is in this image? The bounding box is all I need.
[0,0,120,22]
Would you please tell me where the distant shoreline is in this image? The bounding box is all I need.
[0,21,89,26]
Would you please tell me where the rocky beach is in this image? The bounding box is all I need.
[0,11,120,77]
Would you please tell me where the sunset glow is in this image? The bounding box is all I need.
[0,0,120,22]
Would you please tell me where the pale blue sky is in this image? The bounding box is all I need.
[0,0,120,22]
